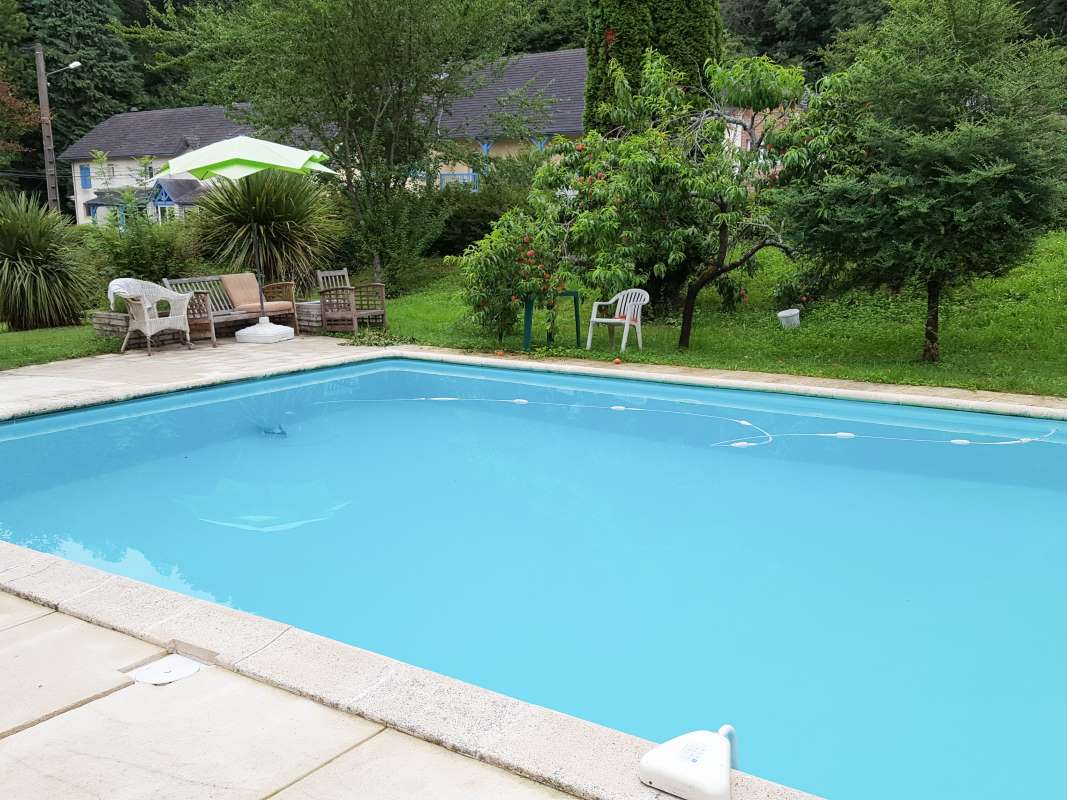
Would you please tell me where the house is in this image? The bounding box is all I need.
[436,48,587,188]
[59,50,588,220]
[58,105,250,224]
[59,48,752,223]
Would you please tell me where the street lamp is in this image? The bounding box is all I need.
[48,60,82,76]
[31,44,82,212]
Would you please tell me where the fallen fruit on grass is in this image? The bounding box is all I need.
[613,357,622,365]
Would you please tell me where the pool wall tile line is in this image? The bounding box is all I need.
[0,541,820,800]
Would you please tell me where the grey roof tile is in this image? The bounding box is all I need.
[58,106,252,162]
[155,177,206,205]
[60,49,589,161]
[439,48,587,139]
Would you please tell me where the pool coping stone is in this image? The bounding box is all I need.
[1,340,1065,423]
[0,541,820,800]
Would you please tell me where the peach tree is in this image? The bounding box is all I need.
[454,50,805,348]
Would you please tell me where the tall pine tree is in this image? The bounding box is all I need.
[584,0,723,131]
[19,0,143,154]
[584,1,653,131]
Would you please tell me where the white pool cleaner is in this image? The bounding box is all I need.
[639,725,737,800]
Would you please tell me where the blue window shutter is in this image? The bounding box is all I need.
[79,165,91,189]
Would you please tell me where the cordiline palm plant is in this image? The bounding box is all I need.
[0,192,90,331]
[194,171,342,292]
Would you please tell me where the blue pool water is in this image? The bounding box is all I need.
[1,359,1064,798]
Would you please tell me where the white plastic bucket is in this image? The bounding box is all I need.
[777,308,801,329]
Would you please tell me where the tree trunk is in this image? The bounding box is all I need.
[372,252,383,283]
[923,278,942,363]
[678,284,701,348]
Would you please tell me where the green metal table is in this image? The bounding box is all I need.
[523,290,581,351]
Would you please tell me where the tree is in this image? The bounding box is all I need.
[508,0,589,54]
[1018,0,1067,36]
[139,0,521,284]
[19,0,143,154]
[0,71,35,184]
[459,50,806,348]
[584,1,725,132]
[583,1,653,132]
[721,0,887,75]
[777,0,1067,362]
[195,172,342,288]
[0,0,34,186]
[654,0,725,87]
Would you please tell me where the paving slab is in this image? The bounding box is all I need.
[0,591,51,631]
[0,612,160,737]
[276,728,568,800]
[144,596,291,666]
[0,665,383,800]
[58,573,195,641]
[0,549,114,607]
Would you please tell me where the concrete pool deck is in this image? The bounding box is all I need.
[5,336,1064,799]
[0,592,569,799]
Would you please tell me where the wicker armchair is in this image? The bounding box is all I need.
[111,279,195,356]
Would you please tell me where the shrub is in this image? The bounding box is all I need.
[430,186,505,257]
[430,149,548,258]
[453,209,572,342]
[78,197,206,295]
[0,192,90,330]
[195,172,343,290]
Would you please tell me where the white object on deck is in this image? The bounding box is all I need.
[127,654,202,686]
[639,725,736,800]
[235,316,296,344]
[586,288,650,352]
[112,278,195,355]
[777,308,801,329]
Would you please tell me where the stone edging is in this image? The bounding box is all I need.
[2,343,1067,423]
[0,542,819,800]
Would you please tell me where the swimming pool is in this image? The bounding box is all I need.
[1,358,1063,799]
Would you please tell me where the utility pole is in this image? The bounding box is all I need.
[32,43,61,212]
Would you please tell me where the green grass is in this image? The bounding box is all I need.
[386,231,1067,397]
[0,323,120,371]
[2,232,1064,396]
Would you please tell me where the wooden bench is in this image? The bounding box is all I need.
[163,273,299,343]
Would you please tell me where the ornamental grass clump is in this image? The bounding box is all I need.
[195,171,343,290]
[0,192,90,331]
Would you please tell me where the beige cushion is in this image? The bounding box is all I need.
[220,273,261,307]
[235,301,292,314]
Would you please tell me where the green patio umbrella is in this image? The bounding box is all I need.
[156,136,336,343]
[155,135,335,181]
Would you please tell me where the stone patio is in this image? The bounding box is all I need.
[0,592,567,800]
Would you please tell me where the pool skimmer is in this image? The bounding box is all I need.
[639,725,736,800]
[127,654,203,686]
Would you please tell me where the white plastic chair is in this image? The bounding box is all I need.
[586,288,650,352]
[111,279,195,356]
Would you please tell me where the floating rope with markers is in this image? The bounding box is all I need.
[312,396,1059,451]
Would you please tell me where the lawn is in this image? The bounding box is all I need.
[2,231,1064,396]
[385,231,1067,397]
[0,324,120,372]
